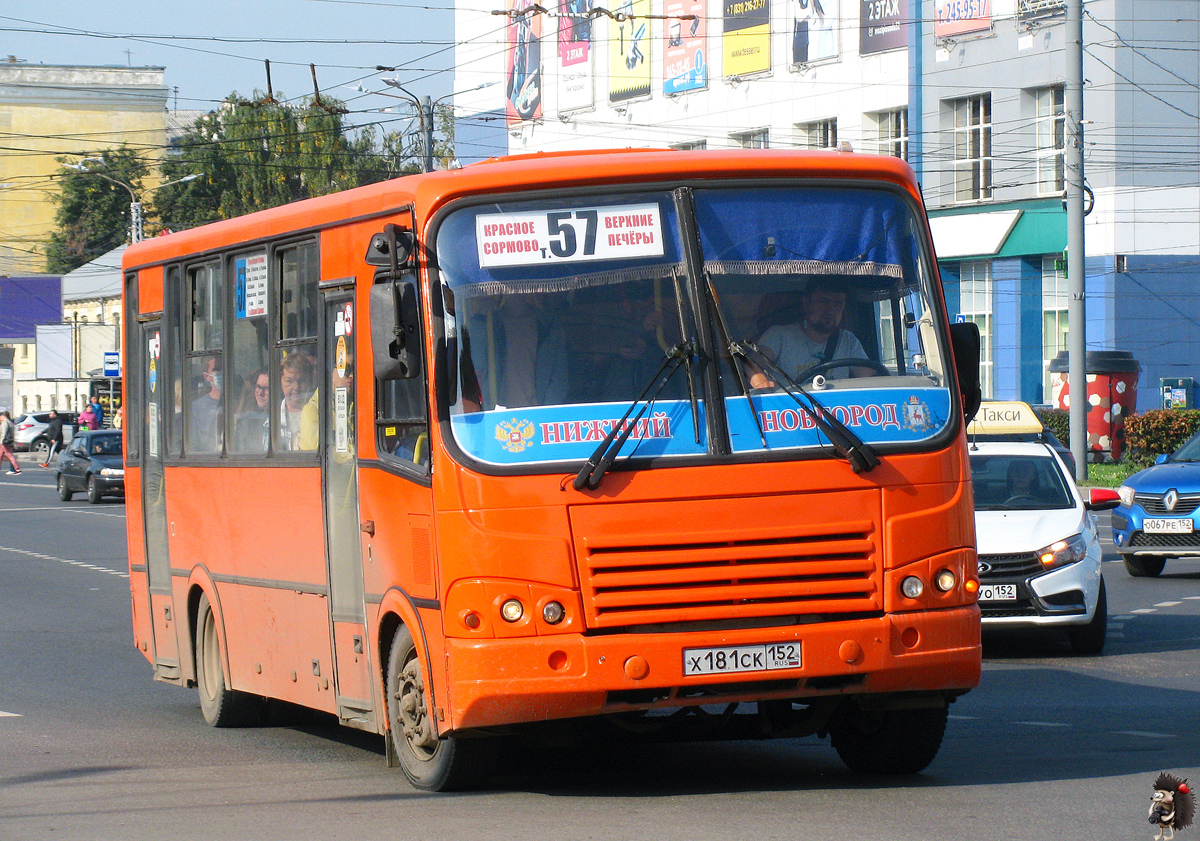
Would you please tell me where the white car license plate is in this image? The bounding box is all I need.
[1144,518,1193,534]
[683,643,801,676]
[979,584,1017,602]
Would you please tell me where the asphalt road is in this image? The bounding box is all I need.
[1,451,1198,841]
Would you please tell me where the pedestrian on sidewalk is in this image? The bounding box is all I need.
[0,410,21,475]
[41,409,64,467]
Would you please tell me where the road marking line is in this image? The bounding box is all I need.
[0,545,128,578]
[1185,596,1200,601]
[948,715,978,720]
[1155,601,1182,607]
[1113,731,1174,739]
[0,710,21,717]
[1131,608,1157,613]
[1015,721,1071,727]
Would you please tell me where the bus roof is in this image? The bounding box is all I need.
[122,148,921,272]
[968,401,1045,436]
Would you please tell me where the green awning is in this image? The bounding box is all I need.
[996,206,1066,258]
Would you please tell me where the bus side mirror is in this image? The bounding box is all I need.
[948,321,982,423]
[364,225,415,269]
[371,281,421,380]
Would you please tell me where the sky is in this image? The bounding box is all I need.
[1,1,456,116]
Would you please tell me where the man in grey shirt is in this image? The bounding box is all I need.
[749,279,876,386]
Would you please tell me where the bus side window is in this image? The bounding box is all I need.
[377,379,429,471]
[376,271,428,473]
[185,262,224,455]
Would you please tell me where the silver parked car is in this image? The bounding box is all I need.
[12,411,78,456]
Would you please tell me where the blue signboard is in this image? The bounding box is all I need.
[103,351,121,378]
[452,387,952,465]
[0,277,62,341]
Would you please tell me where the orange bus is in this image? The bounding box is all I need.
[122,148,983,791]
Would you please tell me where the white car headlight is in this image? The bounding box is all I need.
[1117,485,1135,507]
[1037,533,1089,570]
[100,468,125,478]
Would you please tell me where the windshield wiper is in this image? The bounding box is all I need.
[706,278,767,448]
[573,341,694,491]
[731,341,880,474]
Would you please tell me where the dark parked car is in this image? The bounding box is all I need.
[55,429,124,504]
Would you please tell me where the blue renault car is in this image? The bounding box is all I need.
[1113,429,1200,576]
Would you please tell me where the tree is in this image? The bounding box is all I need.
[153,92,415,233]
[46,147,149,274]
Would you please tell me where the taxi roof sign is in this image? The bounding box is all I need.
[968,401,1045,436]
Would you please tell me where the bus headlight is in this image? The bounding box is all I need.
[934,569,957,592]
[901,576,924,599]
[500,599,524,623]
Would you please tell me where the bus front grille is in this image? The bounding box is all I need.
[575,524,880,628]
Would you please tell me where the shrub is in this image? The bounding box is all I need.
[1035,408,1070,444]
[1124,409,1200,465]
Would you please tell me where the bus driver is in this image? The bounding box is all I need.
[748,278,876,387]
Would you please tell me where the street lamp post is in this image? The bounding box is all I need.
[380,79,434,173]
[66,161,200,243]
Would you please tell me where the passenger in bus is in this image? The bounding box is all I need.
[190,355,223,452]
[279,352,316,450]
[748,278,875,386]
[466,293,568,409]
[234,368,270,452]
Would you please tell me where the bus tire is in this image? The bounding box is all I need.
[386,625,495,792]
[1122,554,1165,577]
[195,593,262,727]
[830,703,947,775]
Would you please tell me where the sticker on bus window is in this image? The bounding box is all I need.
[476,203,664,268]
[235,252,268,318]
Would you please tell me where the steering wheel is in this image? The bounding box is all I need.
[801,357,891,381]
[1003,494,1041,507]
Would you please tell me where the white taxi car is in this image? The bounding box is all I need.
[968,402,1120,654]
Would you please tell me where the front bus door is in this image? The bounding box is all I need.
[321,290,373,728]
[141,320,180,680]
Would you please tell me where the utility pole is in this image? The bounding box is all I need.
[1066,0,1087,481]
[421,95,435,174]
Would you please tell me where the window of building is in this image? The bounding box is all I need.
[797,119,837,150]
[733,129,769,149]
[671,139,707,150]
[874,108,908,160]
[1042,255,1068,401]
[959,260,994,398]
[1035,86,1065,194]
[953,95,992,201]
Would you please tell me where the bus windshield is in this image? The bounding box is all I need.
[437,183,953,469]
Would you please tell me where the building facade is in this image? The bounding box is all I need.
[449,0,1198,412]
[0,63,168,275]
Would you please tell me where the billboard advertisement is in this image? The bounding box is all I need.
[558,0,595,112]
[789,0,839,66]
[0,277,61,342]
[663,0,708,95]
[934,0,992,38]
[505,1,544,125]
[724,0,771,78]
[609,0,652,103]
[860,0,907,55]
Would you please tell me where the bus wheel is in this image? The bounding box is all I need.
[830,703,947,775]
[195,593,262,727]
[386,625,495,792]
